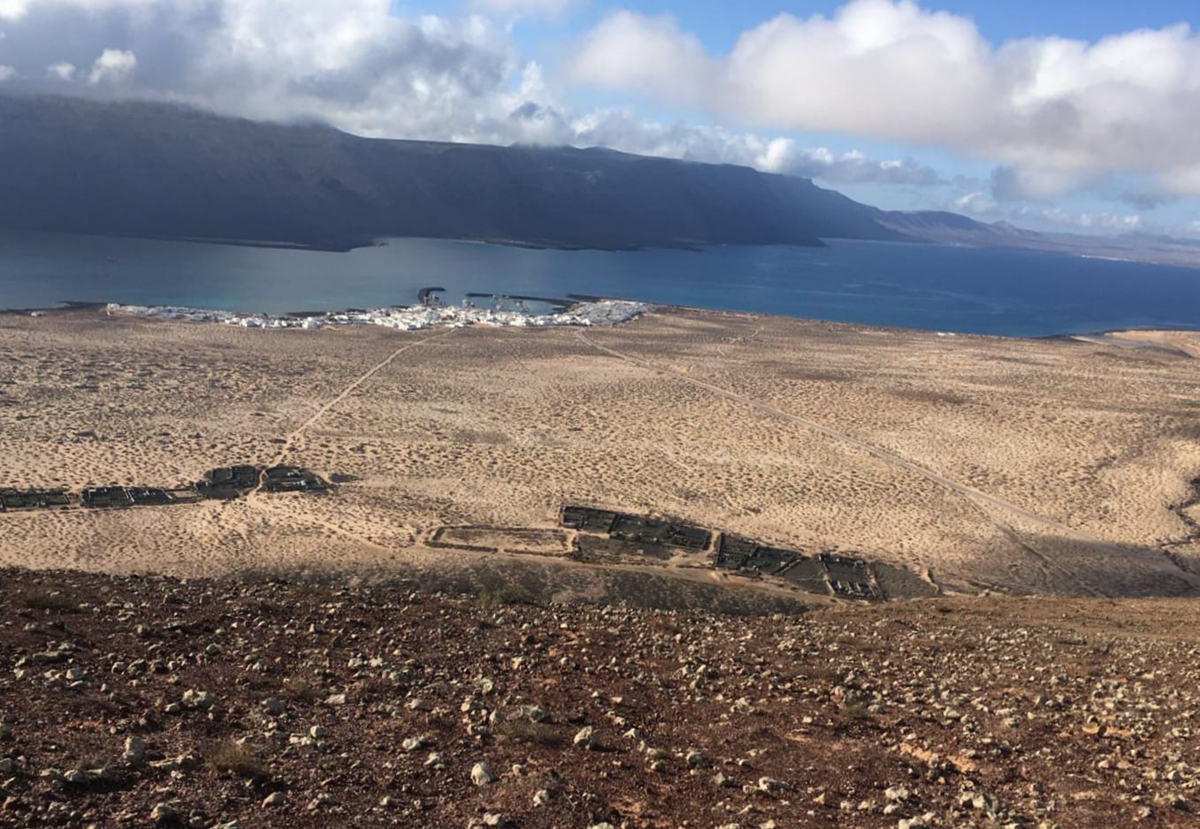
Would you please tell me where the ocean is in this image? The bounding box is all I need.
[2,229,1199,337]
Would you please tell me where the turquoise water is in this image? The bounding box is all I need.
[2,229,1199,337]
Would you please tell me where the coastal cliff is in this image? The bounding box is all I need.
[0,94,966,252]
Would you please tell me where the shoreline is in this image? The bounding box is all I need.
[3,231,1200,337]
[99,298,651,331]
[11,224,1200,267]
[0,227,723,255]
[9,298,1200,343]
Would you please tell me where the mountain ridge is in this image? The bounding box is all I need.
[0,93,979,253]
[2,93,1198,267]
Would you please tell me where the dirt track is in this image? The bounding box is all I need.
[575,329,1200,598]
[2,307,1199,600]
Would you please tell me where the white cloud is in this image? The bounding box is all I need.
[989,165,1102,202]
[0,0,521,139]
[570,11,711,103]
[953,193,1145,234]
[88,48,136,84]
[569,0,1200,197]
[517,107,934,186]
[1081,213,1143,231]
[952,191,998,215]
[47,62,76,81]
[0,0,27,19]
[472,0,576,16]
[0,64,15,81]
[0,0,163,21]
[0,0,1197,224]
[1028,208,1144,232]
[761,143,942,185]
[0,0,923,191]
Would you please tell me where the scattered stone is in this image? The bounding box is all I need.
[757,777,788,793]
[124,736,146,767]
[150,802,179,824]
[3,568,1198,829]
[181,689,214,710]
[471,762,495,786]
[731,697,756,715]
[574,726,596,749]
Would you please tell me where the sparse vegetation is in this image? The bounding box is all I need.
[204,740,266,780]
[17,588,77,613]
[280,676,320,705]
[839,702,876,725]
[793,664,841,683]
[479,582,539,608]
[497,721,565,748]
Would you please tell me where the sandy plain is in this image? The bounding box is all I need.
[1,307,1198,605]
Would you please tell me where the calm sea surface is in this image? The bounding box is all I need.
[2,229,1199,337]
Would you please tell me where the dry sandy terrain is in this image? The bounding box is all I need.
[1,307,1198,602]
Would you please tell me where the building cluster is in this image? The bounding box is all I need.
[1,465,328,513]
[564,504,880,600]
[106,299,649,331]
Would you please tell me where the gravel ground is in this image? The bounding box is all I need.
[2,568,1199,828]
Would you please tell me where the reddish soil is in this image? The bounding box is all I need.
[2,568,1199,828]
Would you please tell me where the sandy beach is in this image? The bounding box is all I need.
[2,306,1198,603]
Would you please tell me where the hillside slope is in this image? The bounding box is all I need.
[0,95,834,251]
[13,94,1196,266]
[3,567,1198,829]
[0,94,1001,252]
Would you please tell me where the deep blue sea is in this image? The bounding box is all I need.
[2,229,1199,337]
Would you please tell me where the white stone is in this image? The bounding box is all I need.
[471,762,495,786]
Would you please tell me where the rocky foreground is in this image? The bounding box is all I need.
[2,569,1199,829]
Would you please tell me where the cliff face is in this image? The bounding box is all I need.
[0,95,839,251]
[2,94,1012,252]
[10,94,1197,266]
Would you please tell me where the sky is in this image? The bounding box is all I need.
[2,0,1200,236]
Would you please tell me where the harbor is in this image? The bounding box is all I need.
[104,298,649,331]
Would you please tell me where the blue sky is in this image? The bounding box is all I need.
[577,1,1199,44]
[410,0,1200,234]
[5,0,1200,236]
